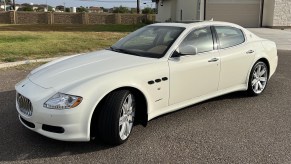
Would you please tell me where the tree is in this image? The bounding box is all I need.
[77,6,88,12]
[22,6,33,11]
[65,7,70,12]
[142,7,155,14]
[100,7,108,12]
[48,6,53,12]
[113,6,130,13]
[3,0,11,3]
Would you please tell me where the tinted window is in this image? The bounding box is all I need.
[111,26,185,58]
[180,27,214,53]
[215,26,245,49]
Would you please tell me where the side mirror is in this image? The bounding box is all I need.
[179,45,198,55]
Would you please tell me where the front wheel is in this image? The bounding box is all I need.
[97,90,135,145]
[247,61,269,96]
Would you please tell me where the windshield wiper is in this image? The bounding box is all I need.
[109,46,120,52]
[109,47,140,56]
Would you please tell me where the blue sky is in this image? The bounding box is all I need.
[16,0,155,8]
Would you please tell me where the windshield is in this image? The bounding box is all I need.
[110,26,185,58]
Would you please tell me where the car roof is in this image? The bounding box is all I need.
[149,21,244,29]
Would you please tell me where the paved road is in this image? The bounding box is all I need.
[248,28,291,51]
[0,51,290,164]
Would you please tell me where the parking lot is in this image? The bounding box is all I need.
[0,50,290,163]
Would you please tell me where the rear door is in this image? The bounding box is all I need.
[214,26,255,90]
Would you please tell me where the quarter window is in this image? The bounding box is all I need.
[215,26,245,49]
[180,27,214,54]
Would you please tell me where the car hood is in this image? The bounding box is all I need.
[28,50,156,89]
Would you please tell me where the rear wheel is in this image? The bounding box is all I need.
[97,90,135,145]
[247,61,269,96]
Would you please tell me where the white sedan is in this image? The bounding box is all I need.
[15,21,278,145]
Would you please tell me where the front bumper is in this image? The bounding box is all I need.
[15,78,90,142]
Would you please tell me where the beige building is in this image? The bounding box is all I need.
[155,0,291,28]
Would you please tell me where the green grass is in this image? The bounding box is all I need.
[0,24,145,62]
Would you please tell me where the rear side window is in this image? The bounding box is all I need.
[215,26,245,49]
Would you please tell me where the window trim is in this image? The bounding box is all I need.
[176,26,216,55]
[213,26,246,50]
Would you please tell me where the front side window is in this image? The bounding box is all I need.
[179,26,214,54]
[215,26,245,49]
[111,26,185,58]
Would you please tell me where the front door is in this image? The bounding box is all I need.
[169,26,220,105]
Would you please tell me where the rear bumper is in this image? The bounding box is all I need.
[269,55,278,79]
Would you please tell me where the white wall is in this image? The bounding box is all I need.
[262,0,275,27]
[199,0,204,20]
[176,0,198,21]
[156,0,173,22]
[156,0,199,22]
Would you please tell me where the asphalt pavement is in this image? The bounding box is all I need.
[0,50,290,164]
[248,28,291,51]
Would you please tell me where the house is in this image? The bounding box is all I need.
[88,6,103,13]
[0,2,11,11]
[154,0,291,28]
[56,5,65,12]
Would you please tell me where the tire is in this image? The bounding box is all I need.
[247,61,269,96]
[97,90,135,145]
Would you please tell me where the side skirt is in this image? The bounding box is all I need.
[148,84,247,121]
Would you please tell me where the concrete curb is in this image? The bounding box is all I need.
[0,57,60,69]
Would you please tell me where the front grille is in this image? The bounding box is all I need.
[17,93,33,116]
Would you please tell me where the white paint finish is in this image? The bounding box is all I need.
[260,40,278,77]
[148,84,247,120]
[218,43,256,90]
[16,78,89,141]
[15,22,278,141]
[169,50,220,105]
[28,50,157,89]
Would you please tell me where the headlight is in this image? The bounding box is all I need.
[43,93,83,109]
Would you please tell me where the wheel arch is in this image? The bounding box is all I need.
[256,58,270,79]
[246,57,271,89]
[89,86,148,140]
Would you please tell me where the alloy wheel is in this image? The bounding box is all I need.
[119,94,135,140]
[251,63,268,94]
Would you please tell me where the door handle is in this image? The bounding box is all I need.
[208,58,219,62]
[246,50,254,54]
